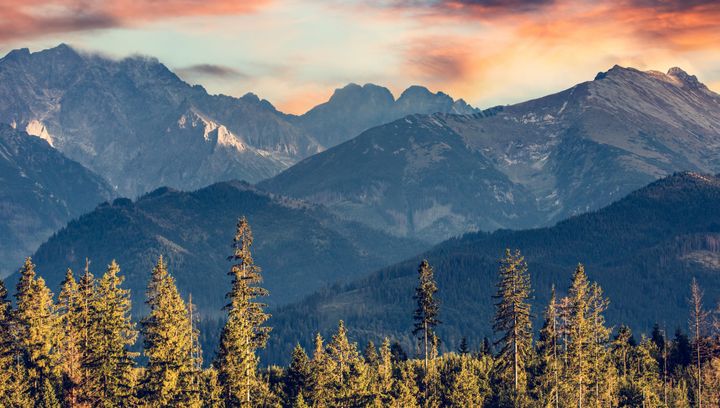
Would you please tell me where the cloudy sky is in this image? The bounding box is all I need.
[1,0,719,113]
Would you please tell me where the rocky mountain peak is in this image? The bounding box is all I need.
[667,66,704,88]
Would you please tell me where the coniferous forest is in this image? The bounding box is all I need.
[2,217,720,407]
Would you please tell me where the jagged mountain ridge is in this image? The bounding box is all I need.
[265,172,720,363]
[0,124,113,277]
[261,66,720,242]
[0,44,477,197]
[17,181,426,315]
[292,83,478,147]
[0,44,319,196]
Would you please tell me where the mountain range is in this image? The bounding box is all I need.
[264,172,720,363]
[0,44,475,198]
[262,66,720,242]
[0,124,112,277]
[19,181,425,315]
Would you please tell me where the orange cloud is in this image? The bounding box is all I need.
[0,0,270,41]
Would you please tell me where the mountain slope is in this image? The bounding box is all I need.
[0,44,320,196]
[20,182,425,315]
[293,83,478,147]
[0,44,478,197]
[261,66,720,242]
[0,124,113,277]
[266,172,720,363]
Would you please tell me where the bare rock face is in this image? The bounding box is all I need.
[0,124,113,276]
[262,66,720,242]
[0,44,321,197]
[0,44,477,198]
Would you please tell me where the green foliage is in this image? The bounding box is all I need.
[493,249,533,401]
[215,217,271,407]
[140,255,199,406]
[82,260,138,406]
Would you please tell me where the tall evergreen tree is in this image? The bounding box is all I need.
[140,256,195,406]
[14,258,61,402]
[310,333,334,407]
[493,248,533,401]
[326,320,370,406]
[285,344,312,406]
[83,260,138,406]
[0,278,31,406]
[689,277,709,408]
[57,269,82,407]
[565,264,592,408]
[75,259,96,405]
[215,217,271,407]
[413,259,440,372]
[534,286,561,408]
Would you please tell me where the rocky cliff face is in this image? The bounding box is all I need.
[0,44,321,196]
[262,66,720,242]
[0,44,477,197]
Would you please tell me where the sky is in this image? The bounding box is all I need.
[1,0,719,114]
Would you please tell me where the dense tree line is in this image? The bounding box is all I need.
[3,217,720,406]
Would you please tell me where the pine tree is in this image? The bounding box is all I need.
[57,268,83,407]
[0,278,31,406]
[413,259,440,372]
[14,258,61,401]
[534,286,561,408]
[73,259,97,405]
[201,367,225,408]
[565,264,592,408]
[458,337,470,355]
[140,256,195,406]
[391,363,420,408]
[83,260,138,405]
[215,217,271,407]
[586,282,615,407]
[327,320,370,406]
[181,293,204,407]
[377,338,394,403]
[285,344,312,405]
[310,333,334,407]
[493,248,533,401]
[689,277,709,408]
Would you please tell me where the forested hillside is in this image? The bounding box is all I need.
[17,181,424,314]
[1,213,719,407]
[267,172,720,363]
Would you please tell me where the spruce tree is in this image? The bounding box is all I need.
[140,256,194,406]
[285,344,312,406]
[689,277,709,408]
[57,269,83,407]
[492,248,533,401]
[458,337,470,355]
[534,286,561,408]
[14,258,61,401]
[327,320,370,406]
[586,282,615,406]
[83,260,138,405]
[413,259,440,372]
[565,264,592,408]
[377,338,394,403]
[0,278,30,406]
[215,217,271,407]
[310,333,334,407]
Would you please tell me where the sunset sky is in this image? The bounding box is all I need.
[1,0,719,114]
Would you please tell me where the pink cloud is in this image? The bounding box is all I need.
[0,0,270,41]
